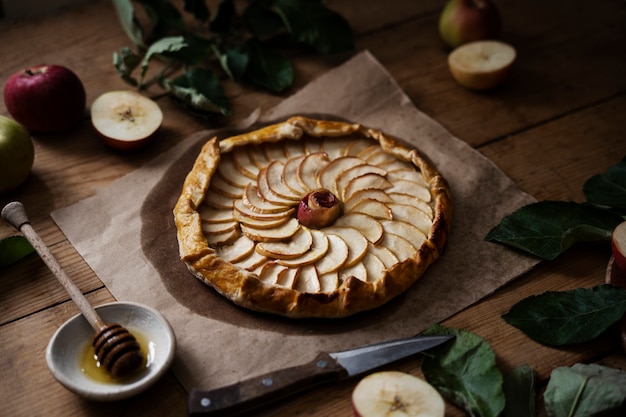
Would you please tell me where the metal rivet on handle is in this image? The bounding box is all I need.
[200,397,211,407]
[316,360,328,369]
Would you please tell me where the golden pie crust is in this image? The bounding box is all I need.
[173,116,452,318]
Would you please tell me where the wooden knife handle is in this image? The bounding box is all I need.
[188,352,347,416]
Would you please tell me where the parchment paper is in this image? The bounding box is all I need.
[51,51,539,390]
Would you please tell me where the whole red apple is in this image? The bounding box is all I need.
[0,115,35,194]
[3,64,86,133]
[439,0,502,49]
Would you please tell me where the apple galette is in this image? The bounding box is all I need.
[173,116,452,318]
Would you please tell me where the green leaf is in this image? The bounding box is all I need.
[272,0,354,53]
[243,1,286,39]
[112,0,145,48]
[422,324,505,417]
[163,67,230,116]
[113,46,141,87]
[544,364,626,417]
[138,0,185,40]
[141,35,212,81]
[244,38,293,92]
[485,201,623,260]
[209,0,236,33]
[0,236,35,268]
[183,0,210,22]
[503,365,536,417]
[214,45,249,82]
[584,157,626,209]
[502,284,626,346]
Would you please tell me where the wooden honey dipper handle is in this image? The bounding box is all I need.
[1,201,105,331]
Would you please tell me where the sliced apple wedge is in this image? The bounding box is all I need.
[367,243,399,269]
[389,193,433,219]
[201,219,238,235]
[361,147,398,166]
[346,139,376,157]
[387,179,431,203]
[448,40,516,91]
[264,142,287,162]
[204,189,237,209]
[234,199,294,221]
[256,227,314,259]
[315,234,350,274]
[248,144,271,169]
[388,203,433,235]
[206,227,240,246]
[265,160,301,201]
[318,271,339,292]
[323,226,368,267]
[381,219,427,250]
[234,209,292,229]
[282,155,308,195]
[233,250,268,272]
[297,152,330,192]
[343,173,393,202]
[335,212,384,244]
[210,172,245,199]
[276,267,298,288]
[352,371,445,417]
[341,262,368,282]
[380,233,418,261]
[257,261,284,285]
[241,217,300,242]
[304,137,323,154]
[293,264,321,293]
[336,164,388,197]
[321,137,358,160]
[197,204,235,223]
[232,145,260,179]
[277,230,330,267]
[356,145,381,161]
[216,235,255,263]
[379,159,415,173]
[349,198,393,220]
[361,252,386,283]
[257,166,301,206]
[344,189,393,212]
[284,139,306,158]
[317,156,364,195]
[386,168,428,187]
[242,184,289,214]
[217,154,254,188]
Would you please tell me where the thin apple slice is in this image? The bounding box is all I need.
[216,234,255,263]
[340,261,367,282]
[232,145,260,179]
[318,271,339,292]
[257,166,300,206]
[241,217,300,242]
[380,233,417,261]
[388,203,433,235]
[248,144,271,169]
[204,189,236,209]
[233,250,269,272]
[277,230,329,267]
[297,152,330,192]
[386,167,429,187]
[242,184,289,214]
[379,159,415,173]
[345,139,375,157]
[264,141,287,162]
[234,199,294,221]
[266,160,301,201]
[352,371,445,417]
[336,164,388,197]
[389,193,433,219]
[321,137,359,160]
[303,137,323,154]
[335,212,384,244]
[209,172,244,199]
[282,155,308,195]
[276,267,298,288]
[258,261,284,285]
[361,147,398,166]
[381,219,426,251]
[217,154,253,188]
[356,145,380,161]
[284,139,306,158]
[323,226,368,267]
[314,234,350,274]
[256,227,314,259]
[317,156,364,195]
[202,219,238,235]
[234,209,292,229]
[367,243,399,268]
[343,173,393,202]
[348,198,393,220]
[197,204,235,223]
[344,189,393,212]
[294,265,321,293]
[361,252,386,283]
[387,179,431,203]
[206,227,240,246]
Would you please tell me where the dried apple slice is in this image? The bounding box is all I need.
[323,226,368,267]
[317,156,363,195]
[277,230,330,267]
[349,198,393,220]
[265,160,301,201]
[335,213,384,244]
[314,234,350,274]
[388,203,433,235]
[256,227,313,259]
[294,265,321,293]
[241,217,300,242]
[336,164,388,197]
[381,220,426,251]
[216,235,255,263]
[297,152,330,192]
[343,173,393,202]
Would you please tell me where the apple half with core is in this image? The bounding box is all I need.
[438,0,501,49]
[0,115,35,194]
[297,188,342,229]
[91,90,163,151]
[448,40,516,90]
[352,371,445,417]
[3,64,86,133]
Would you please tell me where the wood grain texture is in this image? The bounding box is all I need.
[1,0,625,415]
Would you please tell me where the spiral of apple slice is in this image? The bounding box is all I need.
[297,188,343,229]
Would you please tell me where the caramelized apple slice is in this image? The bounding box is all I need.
[335,212,384,244]
[256,227,314,259]
[314,234,349,274]
[241,217,300,242]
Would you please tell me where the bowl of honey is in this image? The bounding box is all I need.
[46,301,176,401]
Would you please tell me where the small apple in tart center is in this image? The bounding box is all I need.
[297,188,342,229]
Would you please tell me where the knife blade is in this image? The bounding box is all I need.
[188,334,453,416]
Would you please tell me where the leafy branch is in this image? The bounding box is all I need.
[110,0,354,117]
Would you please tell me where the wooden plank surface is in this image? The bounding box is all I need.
[1,0,625,416]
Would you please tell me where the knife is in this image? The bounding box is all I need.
[188,333,454,416]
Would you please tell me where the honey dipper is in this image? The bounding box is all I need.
[1,201,143,378]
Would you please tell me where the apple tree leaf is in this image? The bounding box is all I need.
[485,201,623,260]
[0,236,35,268]
[421,324,505,417]
[113,46,141,87]
[584,157,626,210]
[503,365,536,417]
[244,38,293,93]
[214,45,249,82]
[502,284,626,346]
[544,364,626,417]
[112,0,145,48]
[163,67,230,116]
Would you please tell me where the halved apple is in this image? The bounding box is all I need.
[91,90,163,151]
[448,40,516,90]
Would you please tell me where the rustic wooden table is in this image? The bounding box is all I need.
[1,1,625,416]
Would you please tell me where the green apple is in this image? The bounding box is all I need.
[0,115,35,194]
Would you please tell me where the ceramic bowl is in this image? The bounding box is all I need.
[46,301,176,401]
